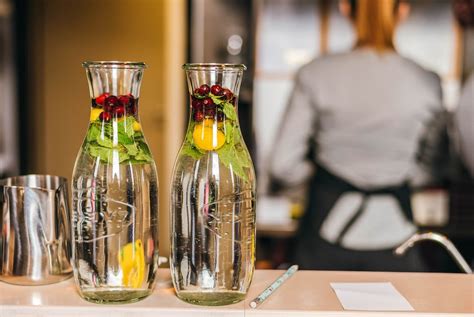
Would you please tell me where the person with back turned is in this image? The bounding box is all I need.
[453,0,474,178]
[270,0,444,271]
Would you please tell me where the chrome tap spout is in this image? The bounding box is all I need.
[394,232,472,274]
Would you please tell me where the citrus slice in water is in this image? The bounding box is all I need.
[118,239,145,288]
[193,119,225,151]
[133,121,142,132]
[90,108,103,122]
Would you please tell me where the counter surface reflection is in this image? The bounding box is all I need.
[0,269,472,316]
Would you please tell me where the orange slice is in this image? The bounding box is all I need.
[193,119,225,151]
[90,108,103,122]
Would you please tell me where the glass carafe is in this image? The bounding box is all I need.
[71,61,159,304]
[170,64,256,306]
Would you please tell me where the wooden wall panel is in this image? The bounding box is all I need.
[27,0,187,258]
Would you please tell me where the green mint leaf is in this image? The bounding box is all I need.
[88,144,102,158]
[210,94,224,105]
[193,93,206,99]
[217,142,233,163]
[133,133,146,146]
[96,135,114,148]
[233,125,242,144]
[140,141,152,155]
[186,121,195,144]
[181,143,203,160]
[88,145,111,163]
[126,117,136,137]
[181,120,204,160]
[87,124,100,142]
[100,121,113,138]
[118,133,134,145]
[85,116,155,164]
[235,144,251,168]
[135,148,152,162]
[88,145,130,163]
[224,122,234,144]
[223,102,237,120]
[217,143,249,182]
[131,142,153,162]
[232,129,251,168]
[117,116,135,138]
[118,150,130,163]
[124,143,139,157]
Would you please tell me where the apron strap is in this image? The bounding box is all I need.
[313,165,413,248]
[335,194,368,245]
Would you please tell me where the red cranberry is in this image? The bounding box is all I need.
[112,105,125,117]
[104,95,119,112]
[119,94,136,115]
[217,111,225,122]
[198,84,210,95]
[193,109,204,122]
[128,97,137,113]
[118,95,131,107]
[211,84,223,96]
[222,88,233,100]
[202,97,213,107]
[99,111,112,122]
[127,104,138,116]
[95,93,110,106]
[191,98,203,110]
[204,105,216,118]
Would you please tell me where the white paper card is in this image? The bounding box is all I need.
[330,282,414,311]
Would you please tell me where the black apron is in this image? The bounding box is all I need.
[293,165,427,272]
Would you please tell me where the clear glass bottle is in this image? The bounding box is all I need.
[170,64,256,306]
[71,61,159,304]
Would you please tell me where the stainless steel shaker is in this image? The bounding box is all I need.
[0,175,72,285]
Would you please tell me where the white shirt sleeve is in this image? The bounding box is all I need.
[455,72,474,177]
[410,71,445,187]
[269,70,317,186]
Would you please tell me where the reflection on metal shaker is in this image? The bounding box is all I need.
[0,175,72,285]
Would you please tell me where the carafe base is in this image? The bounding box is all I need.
[80,288,152,304]
[177,290,246,306]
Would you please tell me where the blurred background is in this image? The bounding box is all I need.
[1,0,473,272]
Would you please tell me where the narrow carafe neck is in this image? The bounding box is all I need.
[83,61,145,125]
[183,63,245,130]
[180,64,252,182]
[81,61,152,163]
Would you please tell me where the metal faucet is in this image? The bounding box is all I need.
[394,232,472,274]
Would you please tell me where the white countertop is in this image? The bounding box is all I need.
[0,269,473,317]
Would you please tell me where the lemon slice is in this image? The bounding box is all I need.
[90,108,103,122]
[118,240,145,288]
[133,121,142,132]
[193,119,225,151]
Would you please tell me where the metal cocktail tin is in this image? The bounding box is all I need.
[0,175,72,285]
